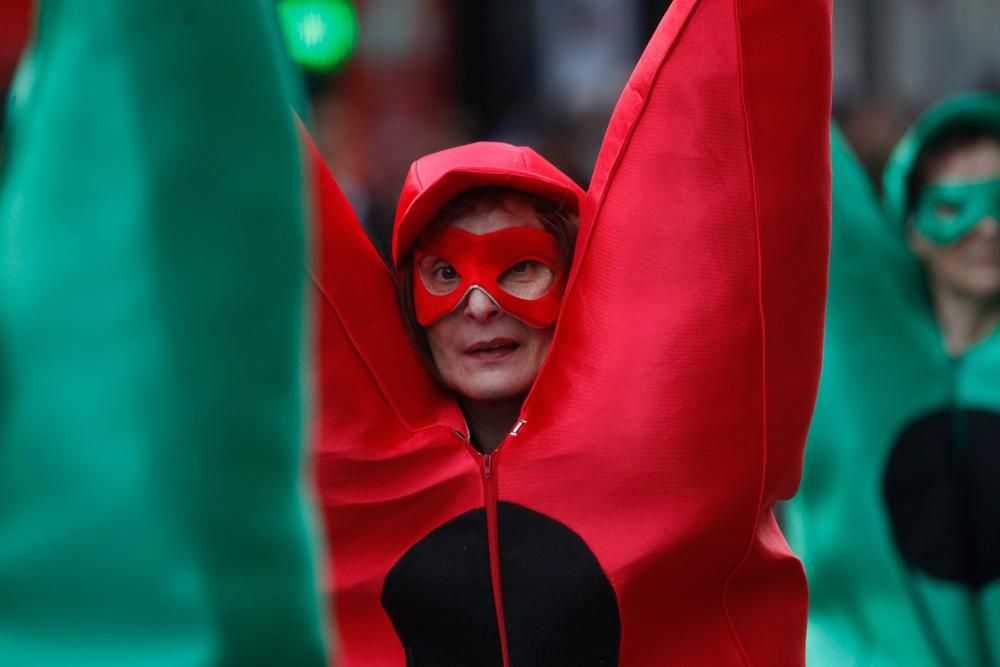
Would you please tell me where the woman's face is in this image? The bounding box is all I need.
[419,198,558,401]
[910,138,1000,300]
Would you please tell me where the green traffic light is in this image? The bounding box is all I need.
[277,0,358,73]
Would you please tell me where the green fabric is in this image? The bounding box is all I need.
[0,2,327,666]
[915,177,1000,245]
[784,126,1000,665]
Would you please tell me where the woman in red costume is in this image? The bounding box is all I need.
[309,0,833,665]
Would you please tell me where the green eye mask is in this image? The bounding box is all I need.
[914,177,1000,245]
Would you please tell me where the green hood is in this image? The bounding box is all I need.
[883,91,1000,226]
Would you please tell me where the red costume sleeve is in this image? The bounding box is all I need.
[310,0,831,664]
[306,131,472,666]
[520,0,831,662]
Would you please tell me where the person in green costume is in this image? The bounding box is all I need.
[0,2,328,665]
[784,92,1000,667]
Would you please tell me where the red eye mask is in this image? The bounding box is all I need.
[412,226,566,328]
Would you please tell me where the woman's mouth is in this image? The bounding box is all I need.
[464,338,520,361]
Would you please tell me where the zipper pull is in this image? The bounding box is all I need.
[509,419,527,437]
[483,453,493,479]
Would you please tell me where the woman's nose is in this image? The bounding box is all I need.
[463,287,501,322]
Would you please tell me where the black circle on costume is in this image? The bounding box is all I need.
[882,408,1000,589]
[381,502,621,666]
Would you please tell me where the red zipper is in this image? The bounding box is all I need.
[480,450,510,667]
[452,419,526,666]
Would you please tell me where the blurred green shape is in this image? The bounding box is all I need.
[0,2,327,666]
[278,0,358,73]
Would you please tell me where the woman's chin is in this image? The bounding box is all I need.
[451,373,533,402]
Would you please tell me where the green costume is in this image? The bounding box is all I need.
[0,2,327,665]
[785,93,1000,666]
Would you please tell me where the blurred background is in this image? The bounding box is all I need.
[3,0,999,260]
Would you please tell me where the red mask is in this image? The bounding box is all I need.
[412,226,566,328]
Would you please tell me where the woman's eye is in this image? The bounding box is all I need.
[499,260,555,299]
[935,203,959,221]
[436,265,458,280]
[505,260,543,279]
[417,256,461,295]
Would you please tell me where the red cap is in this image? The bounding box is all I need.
[392,142,584,267]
